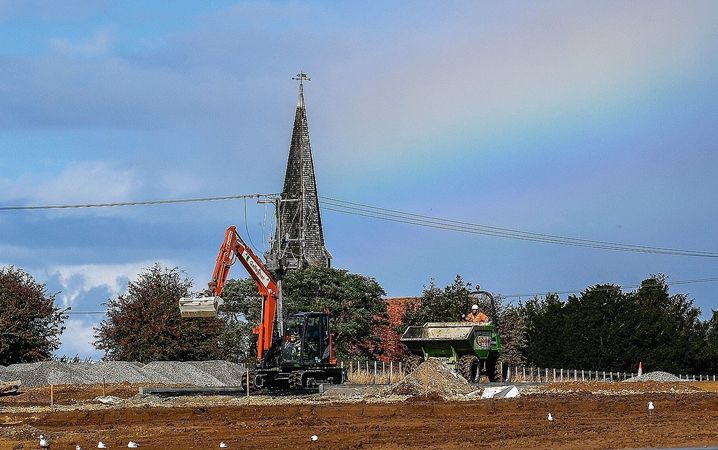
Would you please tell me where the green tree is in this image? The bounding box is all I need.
[521,275,706,374]
[702,310,718,374]
[0,266,66,365]
[401,275,474,326]
[217,278,261,363]
[219,267,387,360]
[94,264,225,362]
[282,267,387,358]
[521,293,568,368]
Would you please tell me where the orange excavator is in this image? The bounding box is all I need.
[179,225,345,390]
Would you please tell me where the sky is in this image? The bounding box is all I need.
[0,1,717,359]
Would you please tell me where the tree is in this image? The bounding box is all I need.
[0,266,66,365]
[220,267,387,360]
[217,278,261,363]
[498,304,527,367]
[401,276,474,326]
[282,267,387,358]
[520,275,706,373]
[94,264,225,362]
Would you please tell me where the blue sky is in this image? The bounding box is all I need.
[1,1,717,358]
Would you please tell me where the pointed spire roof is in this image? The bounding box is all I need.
[268,73,330,273]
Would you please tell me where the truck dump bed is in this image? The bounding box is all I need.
[400,322,481,356]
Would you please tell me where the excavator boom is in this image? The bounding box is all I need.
[179,225,279,361]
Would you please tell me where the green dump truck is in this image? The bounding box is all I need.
[399,290,505,382]
[400,321,504,382]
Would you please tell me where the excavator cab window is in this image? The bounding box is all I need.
[282,317,303,363]
[302,316,322,362]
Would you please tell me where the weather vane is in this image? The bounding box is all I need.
[292,72,311,86]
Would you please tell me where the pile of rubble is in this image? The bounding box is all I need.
[0,360,245,388]
[624,371,682,382]
[386,358,476,398]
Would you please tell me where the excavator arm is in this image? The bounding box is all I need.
[179,225,280,362]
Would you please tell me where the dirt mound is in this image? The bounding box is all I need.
[386,358,476,398]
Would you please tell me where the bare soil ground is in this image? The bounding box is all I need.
[2,383,718,449]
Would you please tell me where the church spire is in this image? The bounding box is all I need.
[268,72,331,274]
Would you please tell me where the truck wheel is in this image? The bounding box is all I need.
[487,358,507,382]
[402,355,423,374]
[457,355,479,382]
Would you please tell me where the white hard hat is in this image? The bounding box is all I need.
[471,304,479,310]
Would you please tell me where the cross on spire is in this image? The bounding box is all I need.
[292,72,311,86]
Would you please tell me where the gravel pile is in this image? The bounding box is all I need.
[0,361,96,387]
[386,358,476,398]
[188,360,246,385]
[92,361,171,384]
[624,371,682,382]
[0,360,246,387]
[143,361,223,386]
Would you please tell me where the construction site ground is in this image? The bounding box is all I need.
[1,381,718,449]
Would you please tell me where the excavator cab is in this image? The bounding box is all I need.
[281,312,332,367]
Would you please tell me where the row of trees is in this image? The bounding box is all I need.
[521,276,718,374]
[1,263,716,375]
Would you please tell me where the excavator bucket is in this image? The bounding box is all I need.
[178,296,224,318]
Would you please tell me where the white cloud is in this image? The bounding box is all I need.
[48,260,171,307]
[57,318,102,359]
[0,161,142,207]
[49,27,114,57]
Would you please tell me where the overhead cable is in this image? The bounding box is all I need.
[319,197,718,258]
[0,193,278,211]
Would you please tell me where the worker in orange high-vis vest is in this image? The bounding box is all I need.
[464,304,489,323]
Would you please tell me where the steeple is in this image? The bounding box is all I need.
[267,73,331,273]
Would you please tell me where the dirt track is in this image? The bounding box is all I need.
[2,388,718,449]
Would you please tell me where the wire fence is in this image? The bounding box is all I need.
[339,360,406,384]
[506,366,718,383]
[338,360,718,384]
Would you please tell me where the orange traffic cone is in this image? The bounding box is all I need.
[638,361,643,376]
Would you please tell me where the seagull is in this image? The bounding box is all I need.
[97,442,108,449]
[311,435,319,442]
[76,445,82,450]
[547,413,554,422]
[39,434,50,448]
[648,401,655,415]
[127,442,139,449]
[219,443,229,448]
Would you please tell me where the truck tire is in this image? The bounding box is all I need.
[402,355,423,374]
[457,354,479,382]
[487,357,508,382]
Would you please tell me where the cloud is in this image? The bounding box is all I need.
[49,27,114,57]
[57,317,102,359]
[0,161,142,207]
[48,260,171,307]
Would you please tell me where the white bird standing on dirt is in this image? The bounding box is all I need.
[547,413,554,422]
[648,401,655,415]
[311,435,319,442]
[127,442,139,448]
[39,434,49,448]
[76,445,82,450]
[219,443,228,448]
[97,442,108,449]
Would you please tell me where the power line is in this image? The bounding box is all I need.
[0,193,278,211]
[2,192,716,257]
[63,276,718,315]
[501,276,718,299]
[319,197,718,258]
